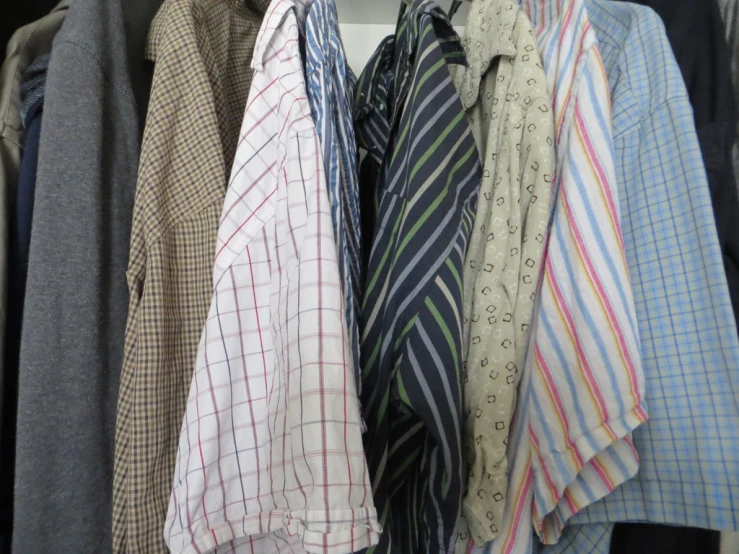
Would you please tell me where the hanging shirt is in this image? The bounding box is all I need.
[354,1,481,551]
[112,0,269,551]
[613,0,739,338]
[453,0,555,546]
[470,0,647,552]
[536,2,739,551]
[304,0,363,393]
[164,1,380,552]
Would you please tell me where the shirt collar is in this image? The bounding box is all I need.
[252,0,314,71]
[244,0,272,14]
[523,0,585,39]
[455,0,518,109]
[354,0,465,125]
[304,0,341,69]
[396,0,465,81]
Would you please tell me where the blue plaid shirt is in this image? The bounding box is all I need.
[304,0,363,391]
[541,2,739,552]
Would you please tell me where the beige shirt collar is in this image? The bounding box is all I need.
[456,0,518,109]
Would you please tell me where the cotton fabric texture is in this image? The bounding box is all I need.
[452,0,554,545]
[470,0,648,552]
[615,0,739,337]
[112,0,267,551]
[536,1,739,550]
[355,1,482,551]
[18,54,49,124]
[163,0,380,552]
[537,523,722,554]
[11,0,161,549]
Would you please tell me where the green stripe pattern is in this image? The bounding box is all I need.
[354,1,482,552]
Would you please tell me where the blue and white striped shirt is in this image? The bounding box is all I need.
[304,0,363,390]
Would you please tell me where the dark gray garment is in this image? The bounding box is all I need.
[11,0,162,551]
[719,0,739,199]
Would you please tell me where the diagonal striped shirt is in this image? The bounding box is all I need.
[472,0,648,552]
[354,1,481,552]
[304,0,363,394]
[163,1,380,552]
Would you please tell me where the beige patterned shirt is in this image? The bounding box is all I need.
[112,0,269,551]
[454,0,555,546]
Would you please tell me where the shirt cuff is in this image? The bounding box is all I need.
[531,403,648,544]
[174,507,381,554]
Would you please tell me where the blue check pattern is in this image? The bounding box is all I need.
[542,2,739,551]
[304,0,363,390]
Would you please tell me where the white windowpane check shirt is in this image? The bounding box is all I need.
[164,1,380,552]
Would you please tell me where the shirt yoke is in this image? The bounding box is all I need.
[588,0,690,139]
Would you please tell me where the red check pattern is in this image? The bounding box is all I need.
[164,2,380,552]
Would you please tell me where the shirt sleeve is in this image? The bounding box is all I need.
[112,215,147,552]
[163,9,379,551]
[565,95,739,530]
[526,48,648,543]
[462,95,555,546]
[470,47,647,554]
[273,123,379,551]
[539,522,615,554]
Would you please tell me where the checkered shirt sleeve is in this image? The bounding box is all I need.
[537,523,615,554]
[304,0,363,396]
[163,2,380,552]
[113,0,264,550]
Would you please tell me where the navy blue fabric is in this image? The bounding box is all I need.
[5,83,44,398]
[354,2,480,551]
[16,98,42,275]
[1,78,43,554]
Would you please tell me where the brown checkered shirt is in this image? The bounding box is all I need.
[112,0,269,551]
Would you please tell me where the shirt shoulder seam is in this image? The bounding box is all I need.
[52,38,136,105]
[613,95,687,139]
[142,195,224,252]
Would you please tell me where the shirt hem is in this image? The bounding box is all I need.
[463,471,508,547]
[531,402,648,543]
[169,507,381,554]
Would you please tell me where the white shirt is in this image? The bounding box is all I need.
[164,1,380,552]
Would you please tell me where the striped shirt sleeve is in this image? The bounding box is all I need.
[163,2,380,552]
[527,48,648,543]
